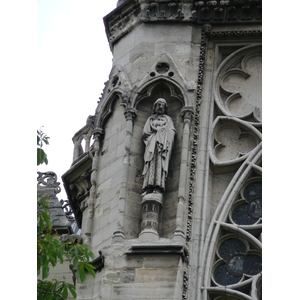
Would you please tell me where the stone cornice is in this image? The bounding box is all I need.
[104,0,141,50]
[103,0,262,49]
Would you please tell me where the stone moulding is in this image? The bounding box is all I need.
[181,23,210,300]
[207,29,262,38]
[185,24,210,242]
[104,0,262,49]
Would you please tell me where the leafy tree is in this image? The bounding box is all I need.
[37,129,95,299]
[37,128,50,166]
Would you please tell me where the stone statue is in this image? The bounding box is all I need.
[142,98,176,195]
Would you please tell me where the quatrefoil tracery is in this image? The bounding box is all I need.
[213,235,262,287]
[215,45,262,123]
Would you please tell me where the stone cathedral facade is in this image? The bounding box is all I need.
[44,1,262,299]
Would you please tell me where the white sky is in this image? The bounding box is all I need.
[37,1,118,200]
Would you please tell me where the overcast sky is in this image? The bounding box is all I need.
[37,1,118,200]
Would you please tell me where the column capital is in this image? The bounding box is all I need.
[92,128,104,140]
[181,106,194,122]
[124,108,137,121]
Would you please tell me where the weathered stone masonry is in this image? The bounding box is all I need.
[45,1,263,299]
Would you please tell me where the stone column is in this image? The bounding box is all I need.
[84,127,104,245]
[139,192,163,242]
[173,106,194,243]
[113,107,137,243]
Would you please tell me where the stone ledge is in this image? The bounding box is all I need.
[126,242,189,261]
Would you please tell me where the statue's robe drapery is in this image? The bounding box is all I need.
[142,114,176,192]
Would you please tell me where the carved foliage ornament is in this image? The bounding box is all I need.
[141,1,262,22]
[143,2,184,20]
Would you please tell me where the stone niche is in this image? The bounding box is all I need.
[126,80,184,240]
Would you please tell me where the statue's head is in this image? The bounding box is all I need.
[153,98,168,115]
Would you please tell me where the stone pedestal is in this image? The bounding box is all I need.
[172,229,186,244]
[139,192,163,242]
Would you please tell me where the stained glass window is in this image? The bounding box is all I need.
[231,180,262,225]
[243,181,262,202]
[214,264,241,286]
[213,238,261,286]
[232,204,257,225]
[248,255,262,275]
[218,238,247,260]
[226,254,251,276]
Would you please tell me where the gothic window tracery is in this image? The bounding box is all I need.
[210,174,262,299]
[230,179,262,226]
[213,235,262,286]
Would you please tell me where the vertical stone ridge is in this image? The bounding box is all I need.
[183,23,211,300]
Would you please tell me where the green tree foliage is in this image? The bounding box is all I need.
[37,128,50,166]
[37,129,95,299]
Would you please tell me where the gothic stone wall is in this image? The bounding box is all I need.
[62,2,262,298]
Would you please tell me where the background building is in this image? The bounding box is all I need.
[45,1,262,299]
